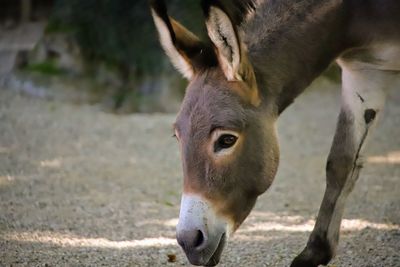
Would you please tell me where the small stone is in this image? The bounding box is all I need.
[364,109,376,124]
[167,254,177,263]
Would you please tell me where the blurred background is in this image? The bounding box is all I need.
[0,0,340,114]
[0,0,212,113]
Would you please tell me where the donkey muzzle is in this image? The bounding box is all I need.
[176,194,228,266]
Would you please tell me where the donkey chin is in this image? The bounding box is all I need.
[176,194,230,266]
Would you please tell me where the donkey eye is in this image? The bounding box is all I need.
[215,134,238,151]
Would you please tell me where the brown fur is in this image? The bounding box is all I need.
[150,0,400,265]
[174,68,279,225]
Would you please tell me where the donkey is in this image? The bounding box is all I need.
[150,0,400,266]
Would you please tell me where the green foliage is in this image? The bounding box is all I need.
[24,60,64,76]
[45,19,75,34]
[50,0,206,75]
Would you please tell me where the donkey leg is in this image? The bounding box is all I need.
[290,62,392,267]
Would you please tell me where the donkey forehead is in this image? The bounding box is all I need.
[175,72,249,135]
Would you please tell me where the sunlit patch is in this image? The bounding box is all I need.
[340,219,399,231]
[3,231,177,248]
[238,217,400,233]
[0,175,15,187]
[233,234,278,242]
[129,157,138,164]
[367,151,400,164]
[135,218,179,228]
[163,218,179,227]
[238,219,316,233]
[0,146,14,154]
[40,159,62,168]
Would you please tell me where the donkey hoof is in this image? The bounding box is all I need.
[290,254,319,267]
[290,247,332,267]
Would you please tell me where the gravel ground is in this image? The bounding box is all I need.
[0,79,399,267]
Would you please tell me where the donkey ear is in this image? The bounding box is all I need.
[203,4,260,106]
[204,6,243,81]
[150,1,203,80]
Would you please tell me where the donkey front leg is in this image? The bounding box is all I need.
[291,61,392,267]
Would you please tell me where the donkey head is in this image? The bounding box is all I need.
[151,1,279,265]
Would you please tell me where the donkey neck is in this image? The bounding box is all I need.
[243,0,349,114]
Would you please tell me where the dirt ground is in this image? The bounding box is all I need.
[0,79,399,267]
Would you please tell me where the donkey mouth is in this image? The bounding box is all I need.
[185,233,226,266]
[204,233,226,266]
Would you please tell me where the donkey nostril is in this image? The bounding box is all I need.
[177,229,206,250]
[193,230,204,248]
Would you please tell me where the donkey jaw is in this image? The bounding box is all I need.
[176,194,230,266]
